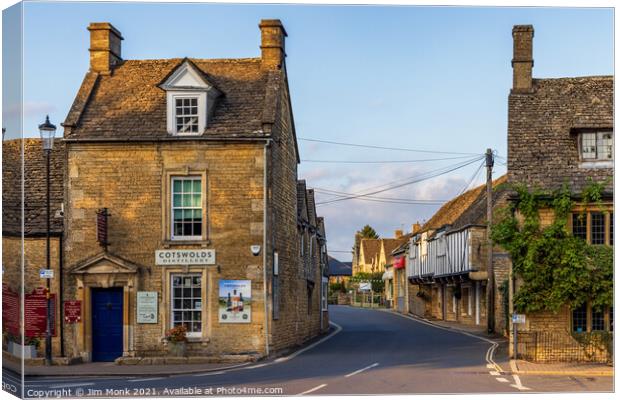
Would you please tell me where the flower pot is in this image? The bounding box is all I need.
[167,341,186,357]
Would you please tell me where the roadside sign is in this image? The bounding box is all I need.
[359,282,371,291]
[64,300,82,323]
[512,313,526,324]
[39,269,54,279]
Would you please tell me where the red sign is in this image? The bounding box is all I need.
[24,287,57,337]
[96,208,109,247]
[2,284,20,336]
[393,256,406,269]
[64,300,82,323]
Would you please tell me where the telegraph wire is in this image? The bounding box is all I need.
[314,187,447,204]
[300,155,476,164]
[457,158,485,196]
[298,137,481,156]
[316,156,485,206]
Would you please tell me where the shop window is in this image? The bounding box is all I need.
[590,212,605,245]
[171,177,203,240]
[572,304,587,333]
[171,274,202,337]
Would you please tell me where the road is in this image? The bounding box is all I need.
[3,306,613,397]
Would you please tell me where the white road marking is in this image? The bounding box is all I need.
[193,371,226,377]
[486,364,494,369]
[127,377,164,382]
[49,382,94,388]
[297,383,327,395]
[510,374,531,391]
[496,377,509,383]
[244,363,268,369]
[384,310,504,373]
[345,362,379,378]
[489,371,500,376]
[275,322,343,363]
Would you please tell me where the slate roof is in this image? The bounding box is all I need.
[421,175,507,232]
[2,138,65,236]
[327,256,352,276]
[64,58,282,140]
[360,239,381,264]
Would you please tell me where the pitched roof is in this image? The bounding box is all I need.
[421,175,507,232]
[360,239,381,264]
[327,256,352,276]
[297,180,308,222]
[450,175,509,230]
[381,238,407,258]
[306,189,317,226]
[2,138,65,236]
[64,58,282,139]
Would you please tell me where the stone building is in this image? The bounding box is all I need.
[2,19,328,364]
[507,25,613,361]
[407,176,510,333]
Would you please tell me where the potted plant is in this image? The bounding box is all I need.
[6,334,39,359]
[165,325,187,357]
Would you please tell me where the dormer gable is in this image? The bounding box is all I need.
[159,59,222,135]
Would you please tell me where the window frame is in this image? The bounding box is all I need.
[170,273,204,339]
[578,130,614,163]
[569,208,613,246]
[572,303,613,333]
[162,169,208,243]
[166,91,207,136]
[171,176,204,241]
[174,96,200,134]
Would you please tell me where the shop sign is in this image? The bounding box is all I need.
[137,292,158,324]
[393,256,405,269]
[359,282,372,291]
[155,249,215,265]
[219,280,251,323]
[64,300,82,323]
[25,287,57,337]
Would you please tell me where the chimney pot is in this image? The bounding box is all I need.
[512,25,534,93]
[394,229,404,238]
[259,19,287,70]
[88,22,123,75]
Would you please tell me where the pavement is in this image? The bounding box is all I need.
[511,359,614,376]
[2,305,613,397]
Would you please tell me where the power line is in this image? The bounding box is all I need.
[457,159,485,196]
[300,155,476,164]
[298,137,481,156]
[314,188,447,204]
[316,156,484,206]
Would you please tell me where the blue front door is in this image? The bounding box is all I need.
[91,287,123,362]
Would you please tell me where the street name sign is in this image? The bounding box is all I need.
[155,249,215,265]
[512,313,526,324]
[39,269,54,279]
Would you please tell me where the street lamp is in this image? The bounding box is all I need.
[39,115,56,366]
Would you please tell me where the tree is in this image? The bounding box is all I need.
[358,225,379,239]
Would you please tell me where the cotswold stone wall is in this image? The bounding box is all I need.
[64,142,272,358]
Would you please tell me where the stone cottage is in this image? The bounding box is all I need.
[2,19,329,364]
[506,25,613,362]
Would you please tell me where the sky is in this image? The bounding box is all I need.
[2,2,614,261]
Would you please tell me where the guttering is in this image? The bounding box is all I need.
[262,140,271,357]
[62,135,274,143]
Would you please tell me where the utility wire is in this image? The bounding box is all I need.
[316,156,484,206]
[300,155,476,164]
[298,137,481,156]
[314,187,447,204]
[457,159,485,196]
[317,155,483,197]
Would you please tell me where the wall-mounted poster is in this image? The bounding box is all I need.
[219,280,251,323]
[137,292,158,323]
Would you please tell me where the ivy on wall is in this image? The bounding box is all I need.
[491,180,613,314]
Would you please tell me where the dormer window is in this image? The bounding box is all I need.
[159,59,221,136]
[175,97,199,133]
[580,131,613,161]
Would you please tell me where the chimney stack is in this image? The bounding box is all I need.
[88,22,123,75]
[512,25,534,93]
[411,222,421,234]
[394,229,404,239]
[259,19,287,70]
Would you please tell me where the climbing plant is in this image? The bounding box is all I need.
[491,181,613,314]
